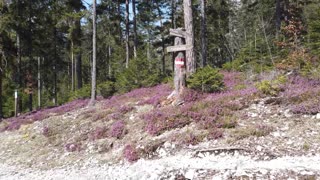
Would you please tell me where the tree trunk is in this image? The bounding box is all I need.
[38,57,41,109]
[132,0,137,58]
[28,0,33,112]
[183,0,195,77]
[200,0,207,68]
[16,32,22,113]
[174,37,186,103]
[75,19,82,89]
[0,55,3,119]
[90,0,97,104]
[71,41,75,91]
[53,27,57,105]
[125,0,130,68]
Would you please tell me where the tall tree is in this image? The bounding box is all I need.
[132,0,137,58]
[90,0,97,104]
[125,0,130,68]
[200,0,207,67]
[183,0,195,76]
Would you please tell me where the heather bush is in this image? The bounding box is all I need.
[89,127,108,141]
[207,128,224,140]
[1,99,89,132]
[123,144,139,162]
[110,120,125,139]
[98,81,115,98]
[118,105,135,114]
[141,107,191,135]
[187,66,224,93]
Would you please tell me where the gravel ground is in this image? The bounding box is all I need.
[1,153,320,180]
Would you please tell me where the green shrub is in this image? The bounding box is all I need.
[255,75,287,96]
[69,85,91,101]
[115,57,162,93]
[187,66,224,93]
[98,81,115,98]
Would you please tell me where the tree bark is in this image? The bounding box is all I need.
[53,27,57,105]
[71,41,75,91]
[183,0,195,77]
[132,0,137,58]
[125,0,130,68]
[200,0,207,68]
[0,55,3,119]
[90,0,97,104]
[75,19,82,89]
[38,57,41,108]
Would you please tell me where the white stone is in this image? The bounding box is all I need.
[185,169,195,179]
[284,109,292,118]
[256,145,263,152]
[316,113,320,120]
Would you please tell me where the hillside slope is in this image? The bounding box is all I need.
[1,71,320,179]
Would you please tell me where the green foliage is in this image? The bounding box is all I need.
[115,57,162,93]
[255,75,287,96]
[98,81,115,98]
[187,66,224,93]
[68,85,91,101]
[256,80,278,96]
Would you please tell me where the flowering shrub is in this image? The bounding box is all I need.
[207,128,224,140]
[118,105,135,114]
[1,99,90,132]
[110,120,125,139]
[89,127,108,141]
[123,144,139,162]
[141,107,191,135]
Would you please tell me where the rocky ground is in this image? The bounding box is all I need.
[1,94,320,180]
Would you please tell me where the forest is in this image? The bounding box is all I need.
[0,0,320,118]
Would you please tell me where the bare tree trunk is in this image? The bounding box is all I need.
[0,55,2,119]
[37,57,41,108]
[132,0,137,58]
[71,41,75,91]
[183,0,195,77]
[200,0,207,68]
[53,27,57,105]
[28,0,33,112]
[16,33,22,113]
[125,0,130,68]
[90,0,97,105]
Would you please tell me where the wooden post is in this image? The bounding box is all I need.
[174,37,186,103]
[14,89,18,117]
[183,0,195,77]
